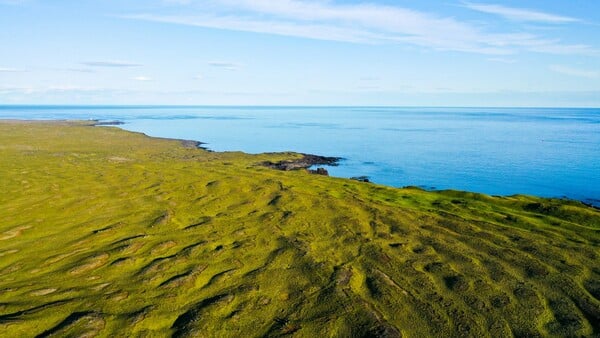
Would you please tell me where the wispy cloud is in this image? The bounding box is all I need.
[463,2,579,24]
[132,76,153,81]
[355,85,381,91]
[122,0,595,55]
[63,68,96,73]
[0,67,25,72]
[208,61,241,70]
[359,76,380,81]
[163,0,191,4]
[0,0,29,5]
[82,61,142,68]
[487,58,516,64]
[550,65,599,78]
[0,85,131,95]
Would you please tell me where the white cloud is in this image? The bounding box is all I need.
[0,85,130,95]
[122,0,595,55]
[0,0,29,5]
[45,85,106,92]
[64,68,96,73]
[83,61,142,68]
[208,61,241,70]
[163,0,191,4]
[132,76,153,81]
[487,58,516,64]
[0,87,27,95]
[0,67,25,72]
[527,43,596,55]
[550,65,599,78]
[463,2,579,24]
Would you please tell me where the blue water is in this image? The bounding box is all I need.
[1,105,599,206]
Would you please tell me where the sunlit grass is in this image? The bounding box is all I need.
[0,120,598,337]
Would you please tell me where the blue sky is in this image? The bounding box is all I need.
[1,0,599,106]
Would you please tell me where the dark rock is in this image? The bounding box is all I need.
[350,176,370,183]
[179,140,208,150]
[308,167,329,176]
[93,120,124,126]
[262,153,340,171]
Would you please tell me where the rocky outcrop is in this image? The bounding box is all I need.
[92,120,125,126]
[308,167,329,176]
[261,154,340,171]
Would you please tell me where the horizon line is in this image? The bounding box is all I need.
[1,104,598,109]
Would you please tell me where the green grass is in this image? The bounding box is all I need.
[0,120,599,337]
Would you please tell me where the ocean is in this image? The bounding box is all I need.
[1,105,598,206]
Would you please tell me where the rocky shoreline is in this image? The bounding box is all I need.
[91,120,342,169]
[92,120,125,126]
[261,154,341,175]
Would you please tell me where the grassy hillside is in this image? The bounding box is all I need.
[0,120,599,337]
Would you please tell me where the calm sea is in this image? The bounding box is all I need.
[1,105,598,206]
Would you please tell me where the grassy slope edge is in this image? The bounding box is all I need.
[0,120,599,337]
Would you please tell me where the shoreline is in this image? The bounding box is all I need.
[91,119,342,174]
[88,120,600,210]
[3,118,598,208]
[93,119,600,209]
[89,119,211,151]
[261,153,341,172]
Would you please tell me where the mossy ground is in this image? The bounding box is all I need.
[0,120,599,337]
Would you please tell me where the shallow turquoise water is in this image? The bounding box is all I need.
[1,105,598,206]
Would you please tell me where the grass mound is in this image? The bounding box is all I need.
[0,120,599,337]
